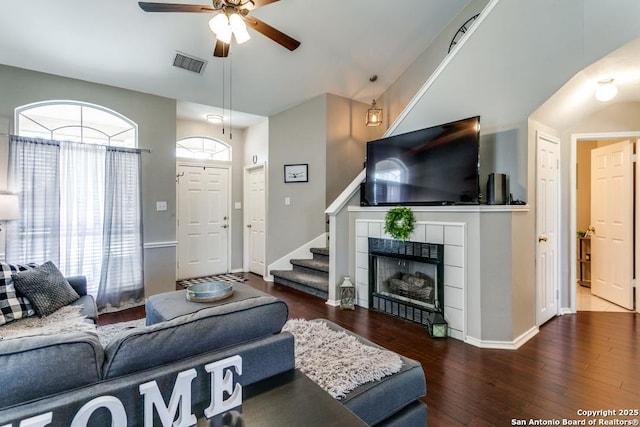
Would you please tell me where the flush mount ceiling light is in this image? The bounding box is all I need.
[366,75,383,127]
[206,114,224,124]
[595,79,618,102]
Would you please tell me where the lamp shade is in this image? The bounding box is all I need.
[0,194,19,220]
[209,14,229,34]
[229,14,250,44]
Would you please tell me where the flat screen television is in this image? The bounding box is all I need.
[362,116,480,206]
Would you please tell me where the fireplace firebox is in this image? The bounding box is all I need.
[369,238,444,326]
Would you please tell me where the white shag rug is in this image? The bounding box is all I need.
[282,318,403,399]
[96,318,146,346]
[0,306,96,340]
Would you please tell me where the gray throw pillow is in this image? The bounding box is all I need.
[12,261,80,317]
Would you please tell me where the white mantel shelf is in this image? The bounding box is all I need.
[348,205,530,213]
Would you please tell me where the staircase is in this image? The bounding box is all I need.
[270,247,329,299]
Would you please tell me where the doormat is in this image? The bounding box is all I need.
[177,273,248,289]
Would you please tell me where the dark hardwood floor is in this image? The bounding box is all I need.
[100,273,640,426]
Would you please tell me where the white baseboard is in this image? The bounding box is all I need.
[465,326,539,350]
[325,299,340,307]
[230,268,245,274]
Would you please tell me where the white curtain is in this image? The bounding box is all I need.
[7,137,60,264]
[7,136,144,310]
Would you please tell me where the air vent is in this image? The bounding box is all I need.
[173,52,207,74]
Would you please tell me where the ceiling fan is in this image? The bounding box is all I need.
[138,0,301,57]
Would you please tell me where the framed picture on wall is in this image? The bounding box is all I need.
[284,164,308,183]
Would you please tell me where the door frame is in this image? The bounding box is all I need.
[176,160,233,278]
[243,162,268,276]
[569,131,640,313]
[536,131,561,325]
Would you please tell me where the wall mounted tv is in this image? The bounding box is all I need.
[362,116,480,206]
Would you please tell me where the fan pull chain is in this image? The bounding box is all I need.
[229,52,233,140]
[222,50,225,136]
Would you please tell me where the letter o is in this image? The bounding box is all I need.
[70,396,127,427]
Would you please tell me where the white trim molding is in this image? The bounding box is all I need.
[465,326,539,350]
[144,241,178,249]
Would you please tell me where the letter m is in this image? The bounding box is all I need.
[139,368,197,427]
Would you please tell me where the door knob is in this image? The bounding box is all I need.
[588,226,595,234]
[247,224,252,228]
[222,224,228,229]
[538,235,548,242]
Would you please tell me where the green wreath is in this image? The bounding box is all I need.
[384,207,415,241]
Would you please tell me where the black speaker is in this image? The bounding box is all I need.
[487,173,507,205]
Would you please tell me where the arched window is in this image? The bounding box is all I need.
[372,158,410,204]
[16,100,137,147]
[8,100,143,311]
[176,136,231,161]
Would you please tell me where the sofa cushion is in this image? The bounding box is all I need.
[12,261,79,317]
[102,295,289,379]
[0,262,36,325]
[0,331,104,408]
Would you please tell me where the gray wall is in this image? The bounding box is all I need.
[380,0,640,340]
[267,95,328,265]
[267,93,376,265]
[0,64,177,296]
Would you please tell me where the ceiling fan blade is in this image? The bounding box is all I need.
[213,40,230,57]
[246,0,280,10]
[138,2,215,13]
[245,17,300,51]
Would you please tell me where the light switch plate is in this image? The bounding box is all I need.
[284,197,291,206]
[234,202,242,210]
[156,201,167,211]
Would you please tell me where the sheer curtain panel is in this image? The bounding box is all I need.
[7,135,144,311]
[7,137,60,265]
[98,148,144,309]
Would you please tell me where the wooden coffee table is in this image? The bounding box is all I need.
[197,370,366,426]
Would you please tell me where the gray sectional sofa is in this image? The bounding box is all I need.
[0,280,427,426]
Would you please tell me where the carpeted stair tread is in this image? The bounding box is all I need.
[310,247,329,257]
[271,269,328,292]
[290,258,329,273]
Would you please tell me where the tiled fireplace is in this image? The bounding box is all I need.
[355,220,465,339]
[369,238,444,324]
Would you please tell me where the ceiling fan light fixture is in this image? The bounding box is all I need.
[229,13,251,44]
[216,25,233,44]
[209,13,229,35]
[595,79,617,102]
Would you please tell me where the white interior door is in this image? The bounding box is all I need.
[177,165,230,280]
[536,132,560,325]
[590,140,634,309]
[246,166,266,276]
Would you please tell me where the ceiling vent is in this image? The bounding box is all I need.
[173,52,207,74]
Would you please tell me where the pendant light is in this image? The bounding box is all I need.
[366,75,383,127]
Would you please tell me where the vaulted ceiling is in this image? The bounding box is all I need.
[0,0,470,127]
